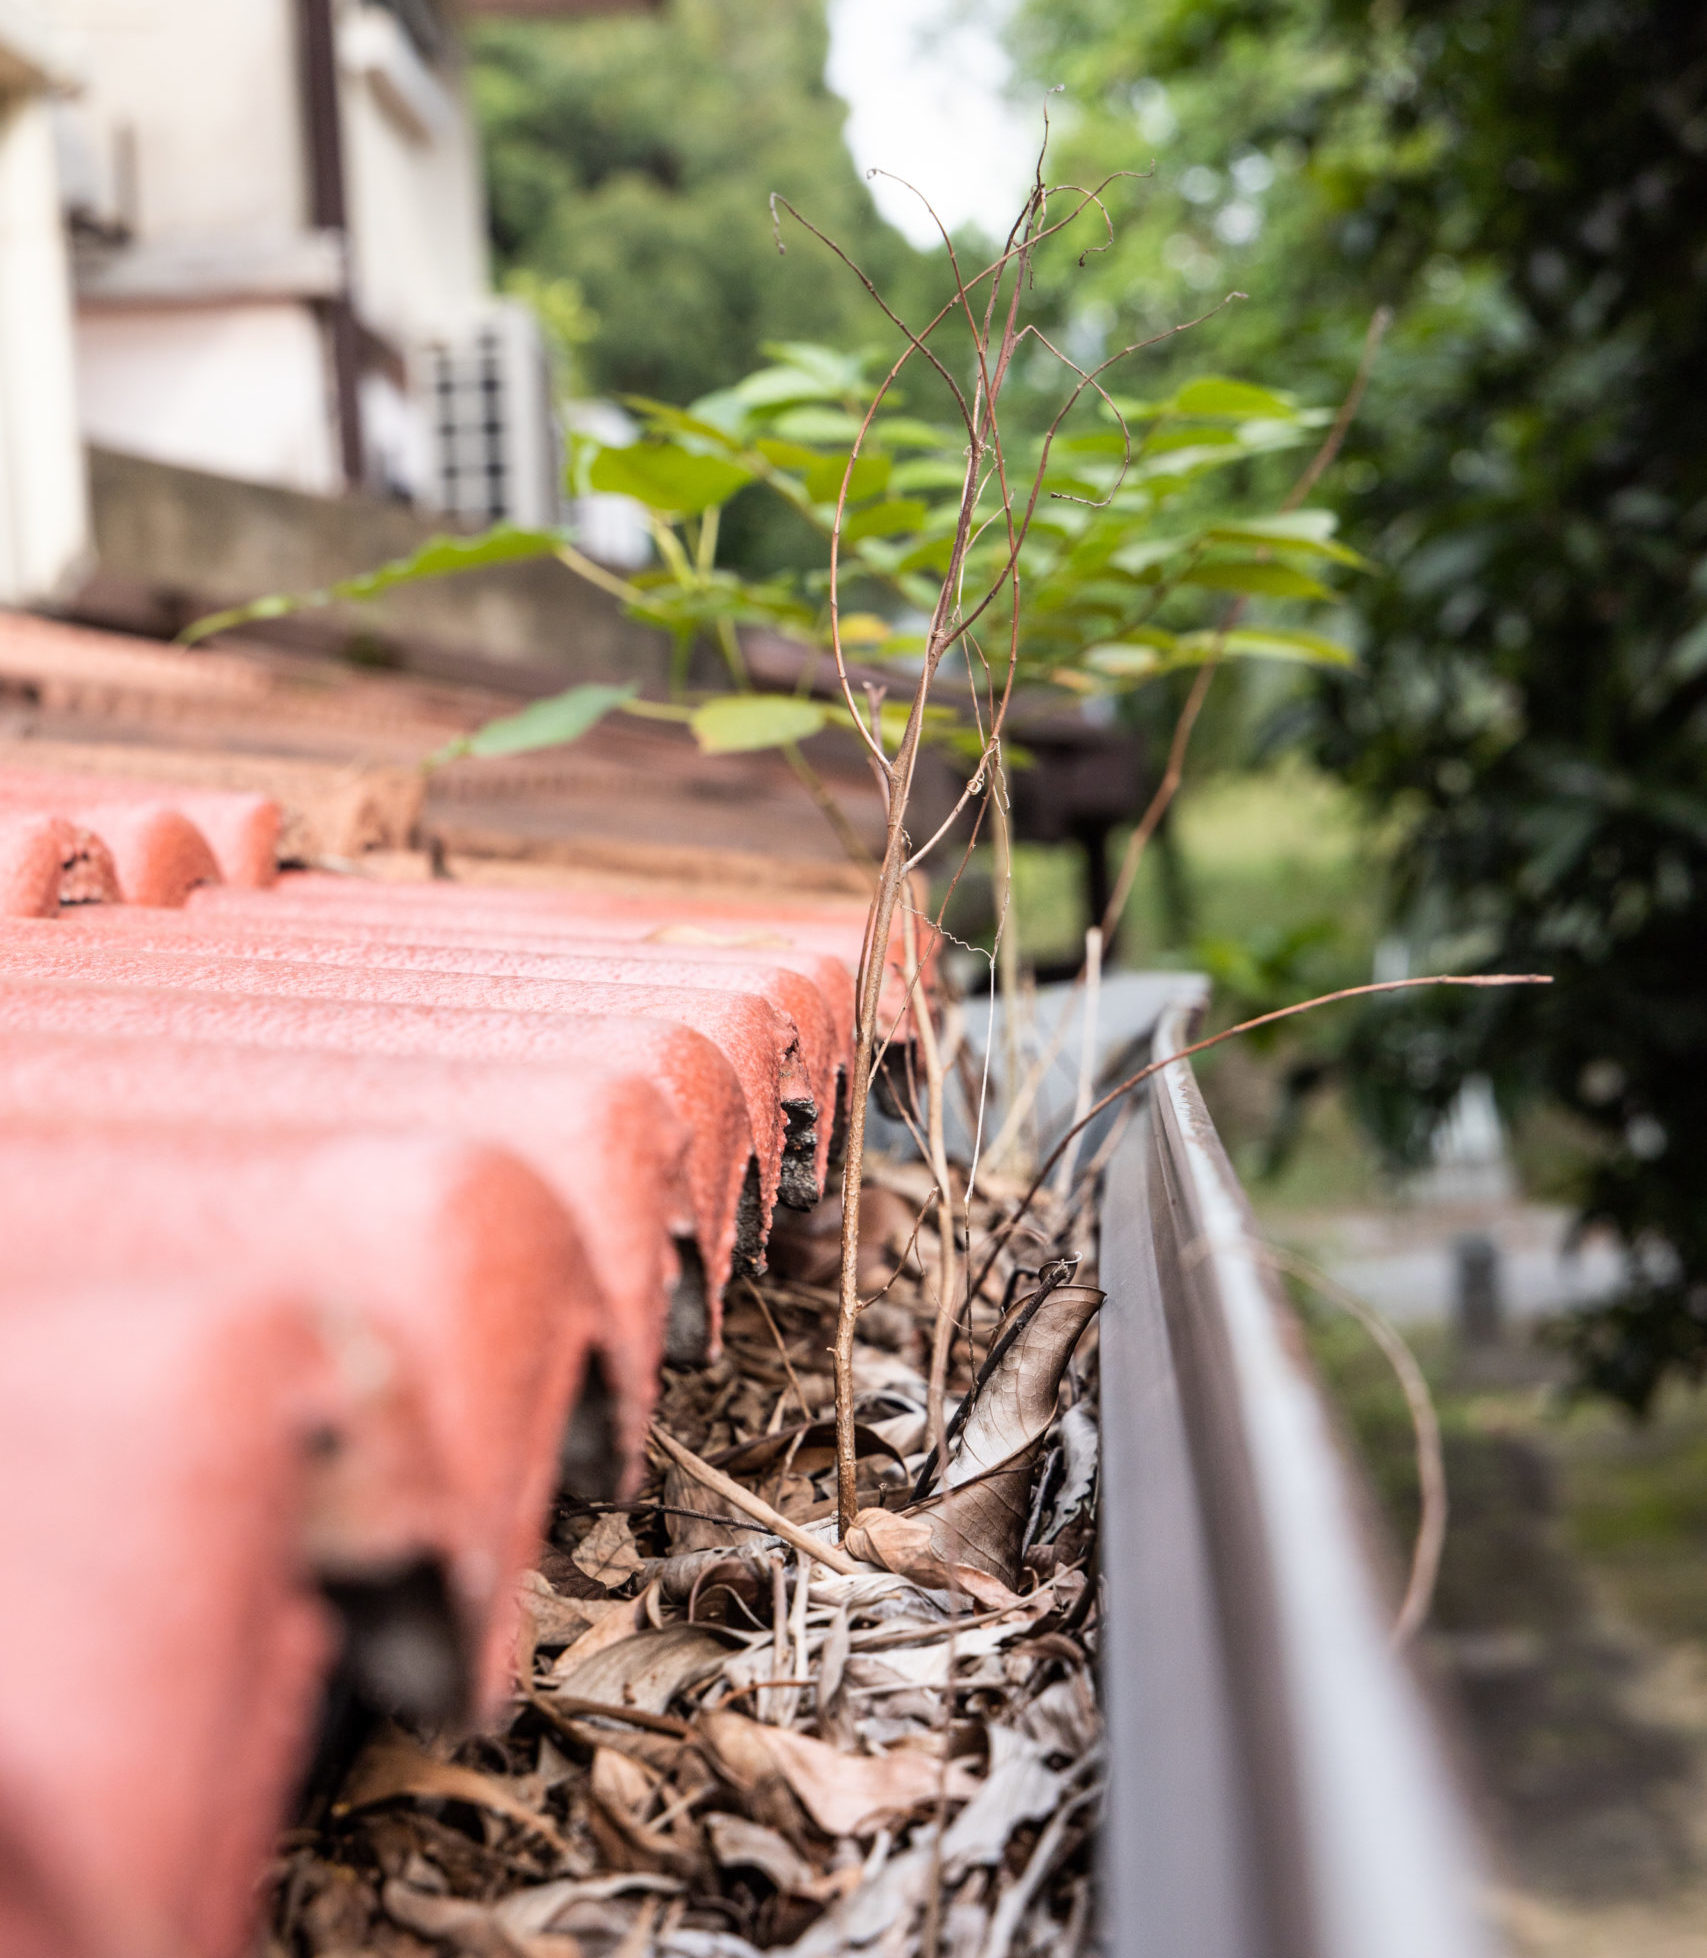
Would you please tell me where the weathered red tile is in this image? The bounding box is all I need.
[0,769,279,888]
[0,959,757,1341]
[0,814,118,917]
[0,1124,597,1719]
[37,912,815,1229]
[98,892,851,1189]
[0,1282,338,1958]
[0,1031,687,1472]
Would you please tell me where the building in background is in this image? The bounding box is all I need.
[0,0,655,620]
[0,4,86,607]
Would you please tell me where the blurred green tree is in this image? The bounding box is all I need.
[471,0,937,409]
[1011,0,1707,1410]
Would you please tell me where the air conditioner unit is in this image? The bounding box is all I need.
[415,303,562,529]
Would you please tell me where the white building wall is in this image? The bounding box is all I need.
[338,3,490,342]
[75,302,339,493]
[46,0,307,243]
[0,84,89,603]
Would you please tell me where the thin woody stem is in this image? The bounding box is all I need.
[968,973,1553,1303]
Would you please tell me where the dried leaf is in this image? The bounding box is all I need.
[940,1727,1064,1875]
[551,1624,732,1716]
[545,1598,649,1680]
[947,1284,1105,1491]
[520,1570,603,1647]
[494,1875,682,1940]
[1039,1403,1099,1545]
[843,1507,1024,1610]
[901,1281,1105,1587]
[573,1511,644,1589]
[339,1729,571,1854]
[696,1709,977,1838]
[1019,1673,1099,1761]
[711,1421,907,1483]
[592,1746,660,1817]
[705,1813,819,1895]
[777,1844,936,1958]
[382,1879,529,1956]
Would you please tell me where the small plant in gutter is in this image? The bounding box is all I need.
[188,142,1377,1547]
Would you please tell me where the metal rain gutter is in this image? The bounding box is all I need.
[1098,988,1491,1958]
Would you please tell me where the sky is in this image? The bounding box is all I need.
[824,0,1041,249]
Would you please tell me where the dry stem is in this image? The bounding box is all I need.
[650,1425,861,1576]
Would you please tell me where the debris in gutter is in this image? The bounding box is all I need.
[272,1165,1105,1958]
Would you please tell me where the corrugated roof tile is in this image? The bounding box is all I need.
[0,726,924,1958]
[0,1127,599,1719]
[0,1282,339,1958]
[0,814,118,916]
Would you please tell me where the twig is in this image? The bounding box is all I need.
[527,1691,691,1741]
[1101,657,1216,942]
[907,910,960,1502]
[1281,305,1393,512]
[746,1280,811,1420]
[649,1424,862,1577]
[971,974,1553,1299]
[1256,1241,1446,1647]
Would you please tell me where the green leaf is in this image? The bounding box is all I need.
[691,693,830,753]
[804,452,892,505]
[844,497,928,542]
[770,405,865,445]
[1179,626,1358,667]
[1182,559,1335,599]
[431,682,639,767]
[753,436,823,471]
[734,369,837,410]
[1205,514,1373,568]
[588,443,754,514]
[619,397,746,450]
[872,415,958,449]
[1169,377,1299,419]
[1109,537,1193,576]
[890,457,972,493]
[1086,635,1178,680]
[179,526,567,645]
[757,341,873,394]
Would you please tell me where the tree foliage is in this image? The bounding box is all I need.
[470,0,936,410]
[1012,0,1707,1410]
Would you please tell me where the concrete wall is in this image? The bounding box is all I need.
[74,444,669,692]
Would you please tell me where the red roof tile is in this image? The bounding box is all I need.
[0,1283,338,1958]
[0,1128,600,1720]
[0,957,760,1340]
[0,724,913,1957]
[0,814,118,916]
[0,1030,688,1471]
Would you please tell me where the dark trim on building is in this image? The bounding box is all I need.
[295,0,364,489]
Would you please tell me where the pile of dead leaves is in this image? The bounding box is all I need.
[271,1165,1104,1958]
